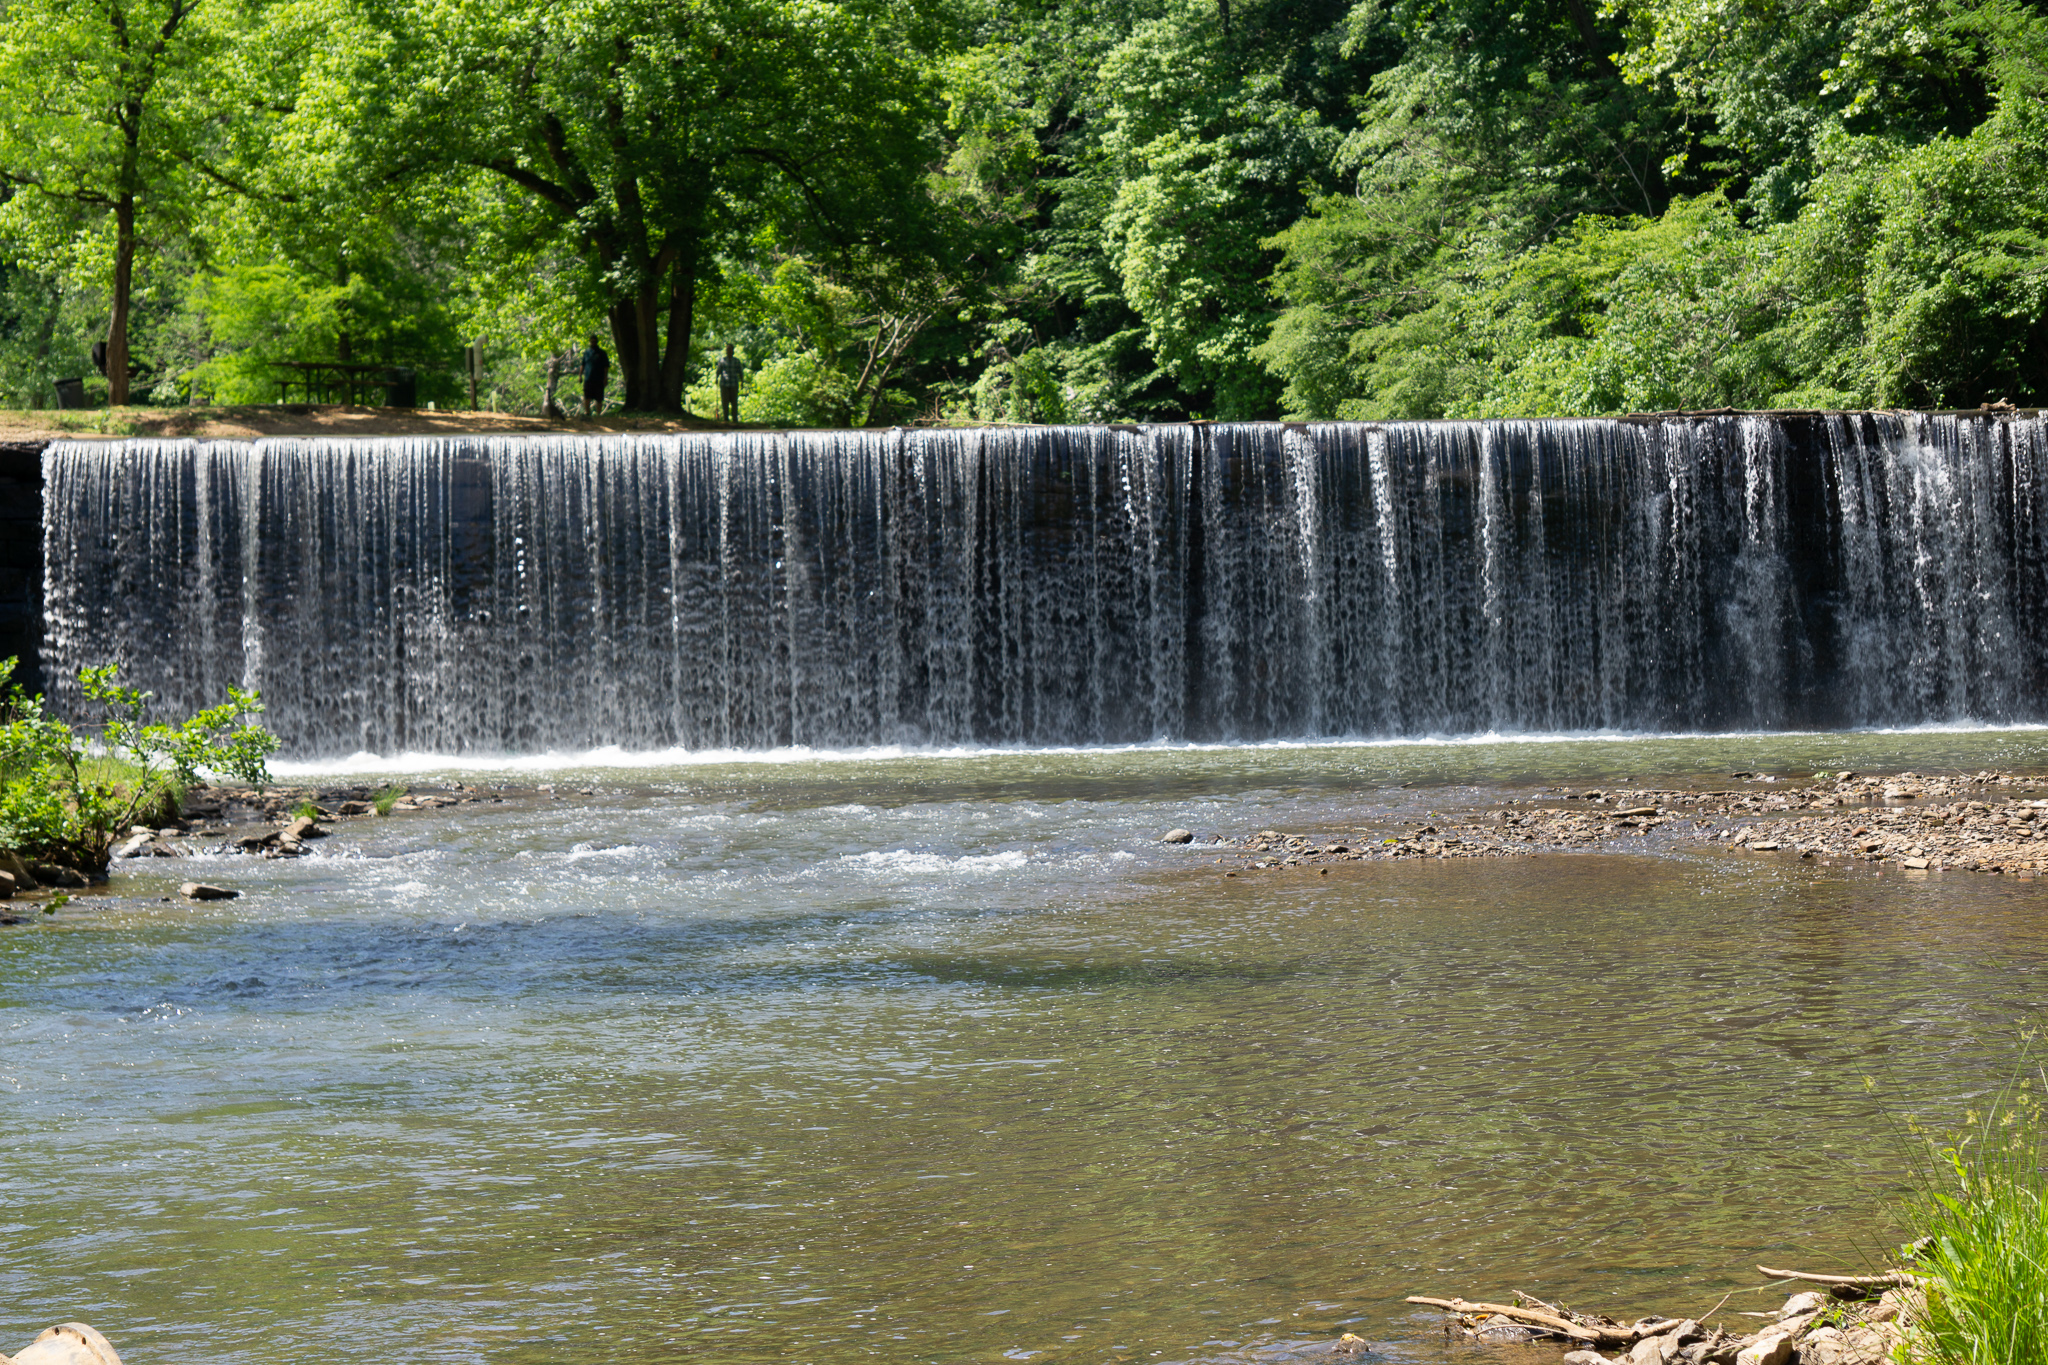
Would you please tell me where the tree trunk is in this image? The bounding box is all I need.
[32,282,59,411]
[1560,0,1618,75]
[607,299,639,408]
[106,191,135,406]
[610,270,694,413]
[659,254,697,413]
[336,255,353,364]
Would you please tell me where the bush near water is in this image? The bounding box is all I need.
[0,0,2039,421]
[0,657,278,877]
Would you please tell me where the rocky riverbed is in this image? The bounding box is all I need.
[1410,1275,1919,1365]
[1203,769,2048,877]
[84,781,519,871]
[0,781,535,907]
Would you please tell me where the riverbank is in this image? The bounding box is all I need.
[1211,768,2048,877]
[0,780,518,905]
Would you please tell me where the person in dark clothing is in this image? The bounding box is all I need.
[580,334,610,417]
[714,343,743,424]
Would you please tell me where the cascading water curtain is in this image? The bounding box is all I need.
[40,414,2048,757]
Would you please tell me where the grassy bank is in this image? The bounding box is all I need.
[1899,1073,2048,1364]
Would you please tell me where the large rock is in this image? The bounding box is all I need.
[5,1322,124,1365]
[0,850,33,889]
[180,883,239,901]
[112,834,154,860]
[1630,1320,1699,1364]
[1776,1291,1826,1319]
[1734,1332,1796,1365]
[28,864,86,888]
[1160,828,1194,844]
[283,816,327,840]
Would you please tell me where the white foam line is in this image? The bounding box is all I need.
[262,724,2048,781]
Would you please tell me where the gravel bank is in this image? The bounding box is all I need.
[1208,769,2048,876]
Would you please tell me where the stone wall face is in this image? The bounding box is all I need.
[0,441,45,696]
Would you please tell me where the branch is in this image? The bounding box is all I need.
[170,150,282,200]
[480,157,583,215]
[537,109,597,202]
[1755,1266,1923,1290]
[731,144,841,230]
[1403,1297,1615,1346]
[0,167,115,208]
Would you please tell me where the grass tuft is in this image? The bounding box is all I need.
[77,754,185,825]
[372,785,406,816]
[1901,1064,2048,1364]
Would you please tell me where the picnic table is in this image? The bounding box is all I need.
[270,360,396,405]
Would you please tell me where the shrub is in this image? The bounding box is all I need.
[0,656,279,873]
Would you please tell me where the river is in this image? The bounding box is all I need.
[6,729,2048,1363]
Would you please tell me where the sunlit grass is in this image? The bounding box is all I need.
[75,754,184,825]
[1902,1066,2048,1364]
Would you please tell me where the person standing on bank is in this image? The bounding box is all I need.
[715,343,743,424]
[579,333,610,417]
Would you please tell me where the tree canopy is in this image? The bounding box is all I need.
[0,0,2040,417]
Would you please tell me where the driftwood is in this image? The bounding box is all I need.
[1408,1271,1915,1363]
[1403,1296,1619,1346]
[1756,1265,1921,1290]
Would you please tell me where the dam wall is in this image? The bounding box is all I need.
[36,414,2048,757]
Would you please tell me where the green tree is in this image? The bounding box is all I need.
[348,0,954,411]
[0,0,250,403]
[1257,0,1694,417]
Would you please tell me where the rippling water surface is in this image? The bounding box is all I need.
[8,731,2048,1364]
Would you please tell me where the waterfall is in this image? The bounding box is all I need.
[38,414,2048,757]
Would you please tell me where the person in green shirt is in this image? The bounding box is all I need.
[714,344,743,424]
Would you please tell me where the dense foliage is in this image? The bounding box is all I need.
[0,0,2040,419]
[0,657,277,873]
